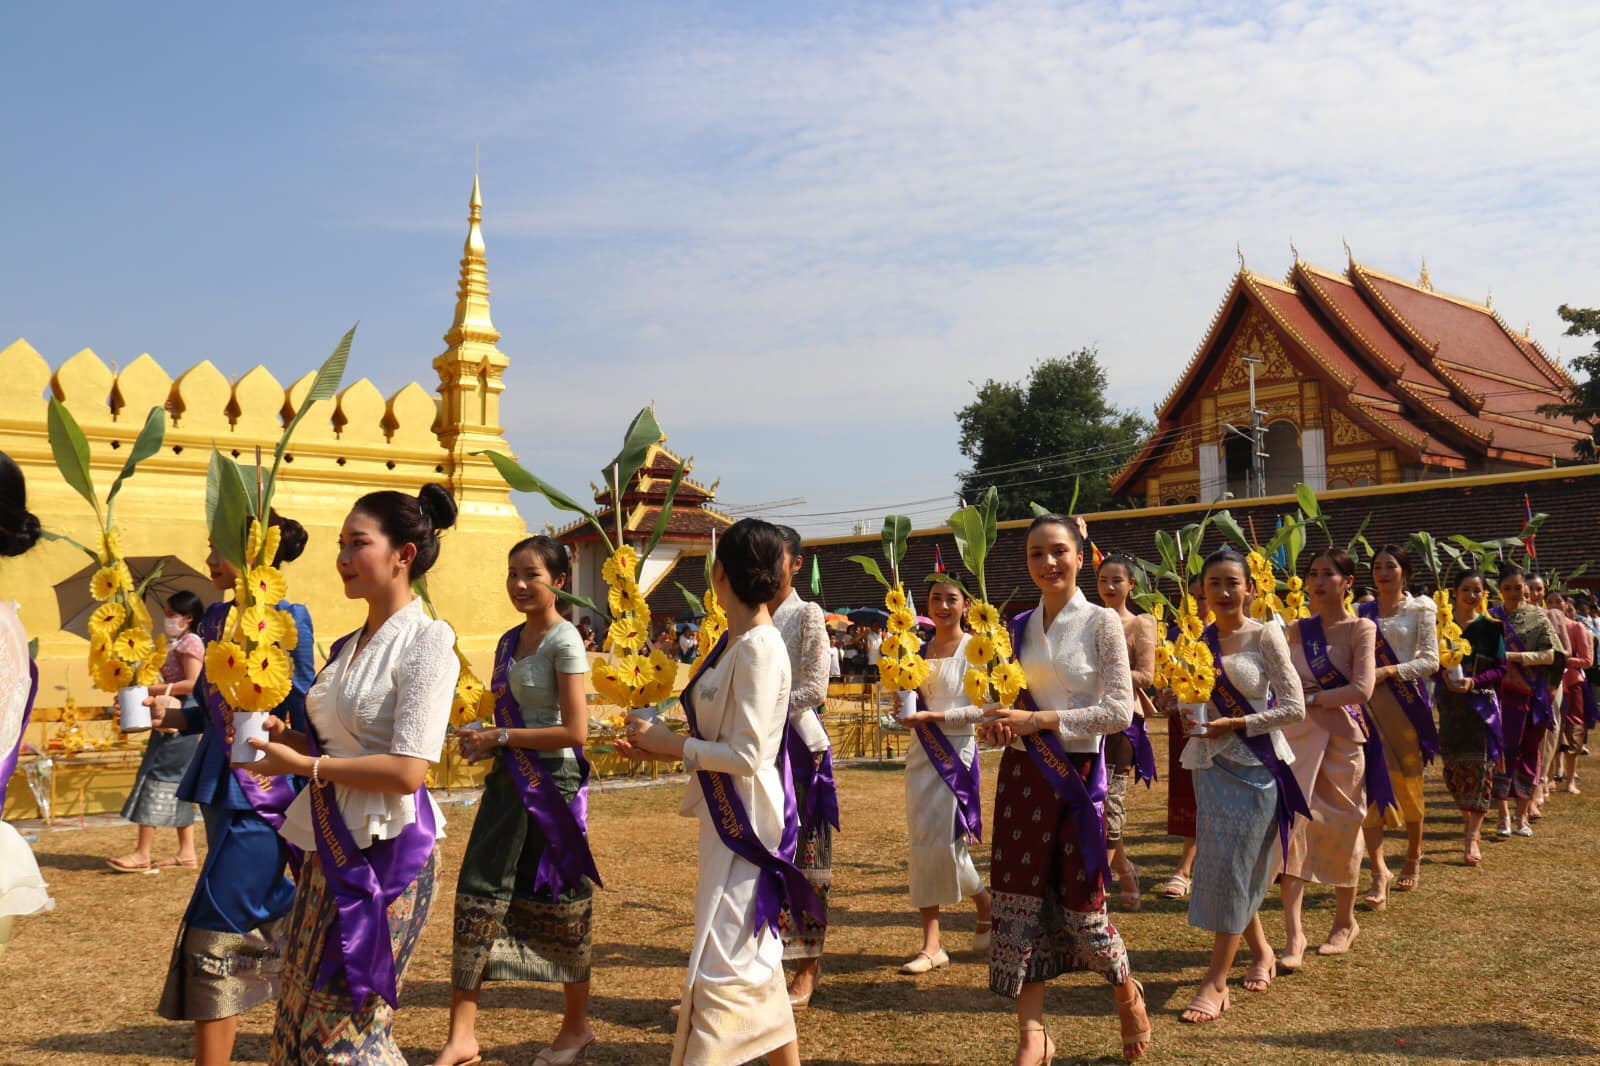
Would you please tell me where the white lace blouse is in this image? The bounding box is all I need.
[918,634,985,736]
[280,597,459,850]
[1181,622,1304,770]
[772,590,831,753]
[1373,595,1440,681]
[1017,591,1134,754]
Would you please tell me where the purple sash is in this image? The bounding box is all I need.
[200,601,299,830]
[1202,625,1310,859]
[785,715,840,835]
[1490,606,1556,731]
[489,626,602,895]
[1356,601,1441,765]
[912,638,982,842]
[1007,608,1111,891]
[1125,709,1158,785]
[1453,683,1504,763]
[683,633,825,936]
[302,631,438,1010]
[1298,615,1399,816]
[0,660,38,812]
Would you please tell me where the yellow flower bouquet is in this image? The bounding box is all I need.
[848,515,930,721]
[938,488,1026,710]
[477,406,686,721]
[44,398,170,729]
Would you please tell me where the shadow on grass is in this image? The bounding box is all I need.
[1219,1021,1597,1059]
[26,1024,269,1061]
[33,851,138,873]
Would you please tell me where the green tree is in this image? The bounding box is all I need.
[956,348,1152,519]
[1537,304,1600,460]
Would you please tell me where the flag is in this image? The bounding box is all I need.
[933,545,946,573]
[1524,494,1538,561]
[1272,516,1288,570]
[809,554,823,597]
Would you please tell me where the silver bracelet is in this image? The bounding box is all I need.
[312,755,324,787]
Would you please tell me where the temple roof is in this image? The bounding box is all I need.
[1111,257,1586,494]
[556,441,733,542]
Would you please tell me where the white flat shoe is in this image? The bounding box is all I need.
[973,922,992,953]
[900,948,950,974]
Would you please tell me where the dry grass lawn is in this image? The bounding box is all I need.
[4,730,1600,1064]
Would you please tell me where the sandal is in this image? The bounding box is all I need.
[1118,863,1142,912]
[1279,937,1307,972]
[1393,862,1420,892]
[152,856,199,869]
[1243,955,1276,993]
[1361,870,1391,911]
[106,856,154,874]
[1179,982,1229,1024]
[1019,1024,1055,1066]
[1119,978,1152,1059]
[1158,872,1192,899]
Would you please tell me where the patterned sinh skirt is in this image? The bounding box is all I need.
[988,748,1129,999]
[1189,756,1279,935]
[268,850,436,1065]
[1103,732,1133,843]
[1166,714,1196,838]
[122,730,201,828]
[1438,690,1493,814]
[780,751,831,961]
[452,762,593,989]
[1493,690,1543,802]
[1361,686,1426,829]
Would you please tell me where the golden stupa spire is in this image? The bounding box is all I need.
[1418,256,1432,291]
[434,170,511,496]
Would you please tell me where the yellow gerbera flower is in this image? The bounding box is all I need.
[606,616,648,653]
[277,609,300,651]
[963,668,991,707]
[112,627,154,664]
[887,607,916,635]
[965,634,998,668]
[880,632,906,659]
[993,626,1013,661]
[238,604,287,648]
[90,566,127,600]
[1285,576,1304,593]
[247,566,288,606]
[885,587,908,613]
[263,524,282,567]
[601,546,640,585]
[205,640,248,691]
[93,656,134,693]
[990,660,1028,706]
[88,601,126,640]
[590,660,628,706]
[968,601,1000,634]
[135,656,164,687]
[877,656,902,688]
[899,655,930,691]
[245,520,265,564]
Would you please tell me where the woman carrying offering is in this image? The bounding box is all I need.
[110,591,206,873]
[1355,546,1439,904]
[1096,555,1158,912]
[897,579,992,974]
[1489,565,1564,838]
[1436,571,1506,867]
[1177,550,1307,1023]
[434,536,600,1066]
[980,514,1149,1065]
[149,512,313,1066]
[769,525,836,1008]
[1279,548,1382,968]
[1546,590,1592,796]
[619,518,819,1066]
[250,487,461,1064]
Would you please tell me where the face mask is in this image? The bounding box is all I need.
[164,617,188,638]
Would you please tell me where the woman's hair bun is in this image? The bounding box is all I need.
[716,518,787,608]
[418,483,459,532]
[0,451,41,558]
[268,511,309,566]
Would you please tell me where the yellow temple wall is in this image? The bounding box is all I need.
[0,338,530,713]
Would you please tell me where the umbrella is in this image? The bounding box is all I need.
[824,613,850,631]
[848,606,889,627]
[915,615,934,628]
[54,555,217,639]
[675,621,700,633]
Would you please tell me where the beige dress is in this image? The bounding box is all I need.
[671,626,797,1066]
[1282,615,1376,888]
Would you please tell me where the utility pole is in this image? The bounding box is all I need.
[1244,352,1267,496]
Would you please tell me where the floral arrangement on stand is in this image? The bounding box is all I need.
[44,399,171,718]
[930,488,1025,710]
[477,406,687,724]
[204,328,353,716]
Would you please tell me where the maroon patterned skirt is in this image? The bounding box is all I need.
[1166,714,1196,837]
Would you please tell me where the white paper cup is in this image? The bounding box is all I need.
[1181,701,1209,736]
[896,690,918,720]
[1448,664,1465,685]
[118,685,152,733]
[230,711,270,764]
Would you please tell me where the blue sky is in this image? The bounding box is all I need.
[4,1,1598,535]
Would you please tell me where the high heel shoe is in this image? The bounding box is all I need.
[1119,978,1152,1060]
[1019,1023,1055,1065]
[533,1034,595,1066]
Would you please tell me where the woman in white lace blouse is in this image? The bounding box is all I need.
[980,514,1150,1065]
[1177,550,1305,1023]
[1357,545,1439,904]
[249,485,461,1065]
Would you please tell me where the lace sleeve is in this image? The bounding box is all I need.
[1129,614,1157,690]
[1396,598,1440,682]
[788,603,830,712]
[1248,623,1305,735]
[389,620,459,761]
[1056,610,1135,738]
[941,705,986,725]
